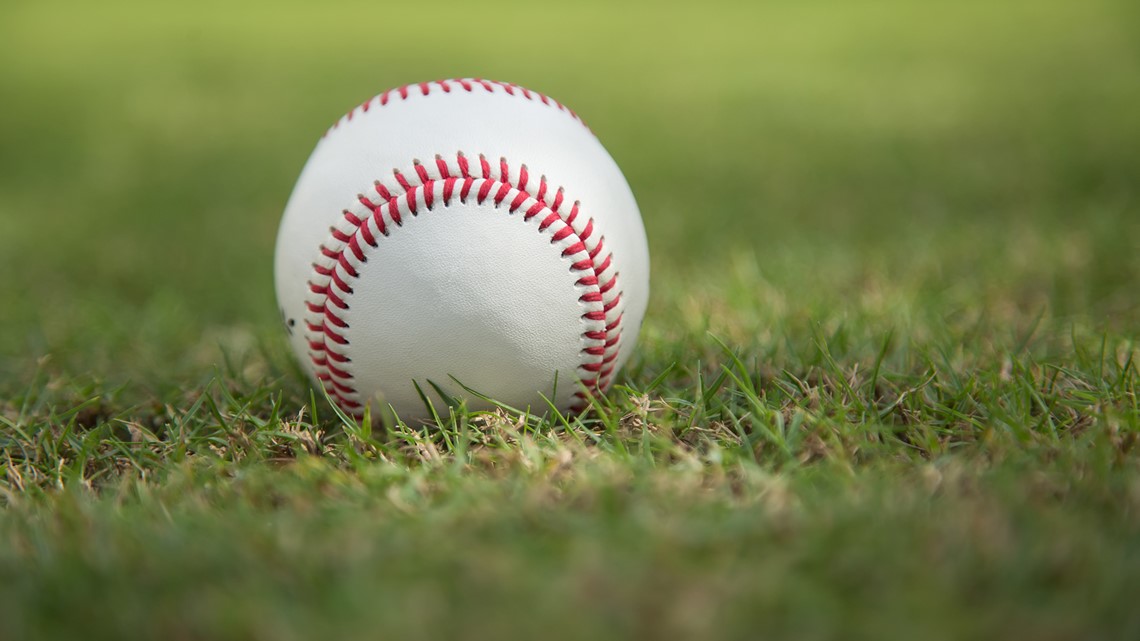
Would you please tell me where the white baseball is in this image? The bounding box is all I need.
[274,79,649,422]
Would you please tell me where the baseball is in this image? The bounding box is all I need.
[274,79,650,422]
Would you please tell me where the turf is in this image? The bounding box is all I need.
[2,0,1139,639]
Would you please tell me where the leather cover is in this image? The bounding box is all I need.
[274,80,649,421]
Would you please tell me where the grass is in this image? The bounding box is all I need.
[2,0,1139,638]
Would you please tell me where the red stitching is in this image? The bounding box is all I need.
[394,170,413,193]
[303,152,623,416]
[327,362,352,380]
[326,79,586,137]
[538,213,559,230]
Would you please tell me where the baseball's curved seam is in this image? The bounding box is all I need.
[326,78,587,138]
[303,152,623,416]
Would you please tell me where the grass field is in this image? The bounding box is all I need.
[2,0,1139,639]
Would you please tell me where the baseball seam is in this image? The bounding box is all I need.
[326,78,587,137]
[303,152,624,416]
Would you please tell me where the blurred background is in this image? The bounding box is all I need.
[1,0,1137,393]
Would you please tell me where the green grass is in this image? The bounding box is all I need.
[2,0,1139,638]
